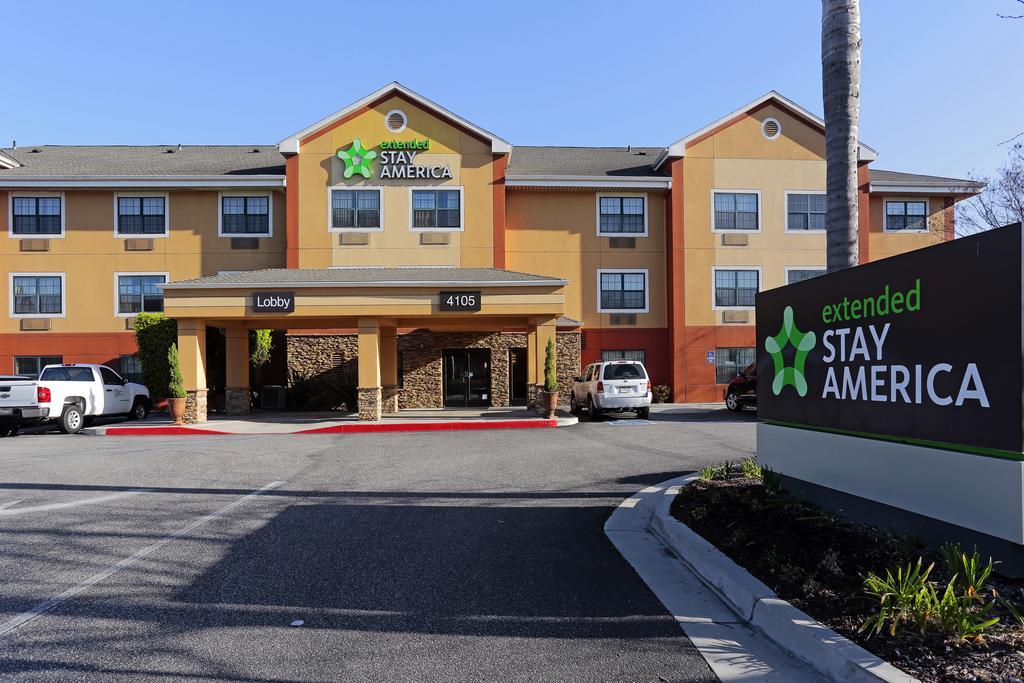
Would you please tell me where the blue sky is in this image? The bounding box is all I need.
[5,0,1021,179]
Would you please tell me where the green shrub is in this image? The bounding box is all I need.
[543,337,557,393]
[133,313,177,400]
[941,543,994,604]
[761,465,783,494]
[167,344,186,399]
[861,554,1000,643]
[741,457,762,479]
[652,385,672,403]
[249,329,274,388]
[699,460,734,481]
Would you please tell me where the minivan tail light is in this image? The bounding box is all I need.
[597,381,604,393]
[37,386,51,403]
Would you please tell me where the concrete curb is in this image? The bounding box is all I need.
[653,477,917,683]
[85,416,572,437]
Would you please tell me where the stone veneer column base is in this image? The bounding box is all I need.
[184,389,208,424]
[382,385,400,414]
[526,383,538,411]
[225,387,251,415]
[358,386,382,421]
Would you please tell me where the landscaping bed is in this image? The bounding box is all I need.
[670,464,1024,683]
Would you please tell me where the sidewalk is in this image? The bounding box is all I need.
[85,407,577,436]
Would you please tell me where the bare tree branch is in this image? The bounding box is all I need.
[997,0,1024,18]
[956,142,1024,236]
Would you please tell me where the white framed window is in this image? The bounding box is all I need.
[115,192,169,237]
[409,187,463,232]
[785,267,826,285]
[329,187,383,232]
[885,199,929,232]
[597,269,649,313]
[712,190,761,232]
[114,272,168,316]
[9,272,66,318]
[784,191,826,232]
[9,192,65,237]
[712,267,760,310]
[596,194,648,237]
[218,192,272,237]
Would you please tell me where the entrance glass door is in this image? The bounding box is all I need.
[508,348,528,406]
[443,349,491,407]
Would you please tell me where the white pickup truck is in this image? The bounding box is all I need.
[0,364,150,436]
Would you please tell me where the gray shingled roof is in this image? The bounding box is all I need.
[506,146,664,177]
[869,168,982,188]
[0,145,285,176]
[164,267,567,289]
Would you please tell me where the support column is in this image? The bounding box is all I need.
[380,327,399,414]
[357,318,382,421]
[177,320,208,424]
[526,324,538,409]
[225,326,250,415]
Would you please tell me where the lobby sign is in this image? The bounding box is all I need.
[756,224,1022,454]
[337,138,452,180]
[439,291,481,312]
[253,291,295,313]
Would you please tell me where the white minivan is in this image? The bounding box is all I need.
[570,360,652,420]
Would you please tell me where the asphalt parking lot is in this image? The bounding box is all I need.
[0,406,757,682]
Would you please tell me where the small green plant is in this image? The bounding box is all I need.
[941,543,995,604]
[999,596,1024,627]
[652,385,672,403]
[167,343,187,399]
[861,553,1001,644]
[249,329,274,388]
[761,465,783,494]
[699,460,734,481]
[543,337,558,393]
[861,558,934,637]
[740,457,762,479]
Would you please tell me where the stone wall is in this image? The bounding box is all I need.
[286,330,581,410]
[184,389,208,424]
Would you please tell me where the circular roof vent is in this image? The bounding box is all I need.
[761,117,781,140]
[385,109,408,133]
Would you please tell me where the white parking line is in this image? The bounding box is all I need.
[0,490,149,516]
[0,480,286,638]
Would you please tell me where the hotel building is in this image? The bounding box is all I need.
[0,82,980,420]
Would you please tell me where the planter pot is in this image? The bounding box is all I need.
[539,390,558,419]
[168,397,187,425]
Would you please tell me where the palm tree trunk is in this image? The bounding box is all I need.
[822,0,862,272]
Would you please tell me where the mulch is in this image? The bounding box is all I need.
[670,475,1024,683]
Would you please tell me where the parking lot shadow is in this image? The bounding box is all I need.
[650,408,759,424]
[173,502,682,640]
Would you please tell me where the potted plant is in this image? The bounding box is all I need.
[539,338,559,419]
[167,343,187,424]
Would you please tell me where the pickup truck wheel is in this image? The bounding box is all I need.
[60,405,85,434]
[131,399,149,420]
[0,426,16,437]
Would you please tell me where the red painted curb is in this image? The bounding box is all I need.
[102,426,233,436]
[98,419,559,436]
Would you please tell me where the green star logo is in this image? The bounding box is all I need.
[337,139,377,179]
[764,305,817,397]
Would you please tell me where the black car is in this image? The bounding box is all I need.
[724,362,757,411]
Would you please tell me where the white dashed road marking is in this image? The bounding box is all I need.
[0,480,286,637]
[0,490,150,516]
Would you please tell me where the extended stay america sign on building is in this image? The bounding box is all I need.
[756,223,1023,455]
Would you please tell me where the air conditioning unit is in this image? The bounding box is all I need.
[261,384,287,410]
